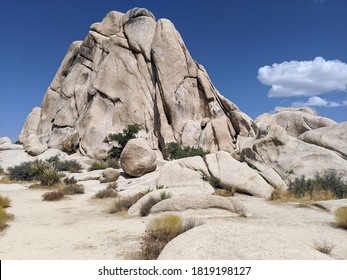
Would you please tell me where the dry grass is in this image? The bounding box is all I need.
[335,206,347,229]
[109,190,149,213]
[63,184,85,195]
[141,214,182,260]
[0,208,14,231]
[42,190,65,201]
[269,188,337,204]
[213,188,235,197]
[0,195,11,208]
[0,176,33,184]
[313,240,334,255]
[139,196,162,217]
[94,188,118,199]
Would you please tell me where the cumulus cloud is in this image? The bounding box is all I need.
[291,96,347,108]
[258,57,347,98]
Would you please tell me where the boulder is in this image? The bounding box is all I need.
[18,107,41,145]
[299,122,347,159]
[158,221,332,260]
[205,151,274,198]
[99,168,120,183]
[24,134,48,156]
[120,138,157,177]
[0,137,23,151]
[256,107,336,138]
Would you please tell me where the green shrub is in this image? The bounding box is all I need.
[0,195,11,208]
[165,142,209,160]
[107,124,140,159]
[88,158,119,171]
[288,172,347,199]
[42,190,65,201]
[31,161,62,187]
[60,136,78,155]
[47,156,82,173]
[63,184,85,195]
[335,206,347,229]
[109,190,150,213]
[63,176,77,185]
[7,161,41,181]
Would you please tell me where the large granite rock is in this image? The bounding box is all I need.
[19,8,256,158]
[298,122,347,159]
[256,107,336,138]
[120,138,157,177]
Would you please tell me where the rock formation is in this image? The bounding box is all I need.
[19,7,257,159]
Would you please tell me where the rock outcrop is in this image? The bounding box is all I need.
[20,8,257,159]
[256,107,336,138]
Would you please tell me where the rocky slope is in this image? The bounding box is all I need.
[19,8,257,159]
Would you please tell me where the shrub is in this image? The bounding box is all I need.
[313,240,334,255]
[63,176,77,185]
[60,136,78,155]
[63,184,85,195]
[287,172,347,200]
[160,191,172,200]
[109,190,149,213]
[207,175,221,188]
[42,190,65,201]
[55,160,82,173]
[0,166,4,175]
[156,184,165,190]
[107,124,140,159]
[180,218,203,234]
[88,159,119,171]
[94,188,118,199]
[0,207,13,231]
[140,197,162,217]
[335,206,347,229]
[31,161,62,187]
[7,161,41,181]
[165,142,209,160]
[107,182,118,191]
[213,188,235,197]
[0,195,11,208]
[141,215,182,260]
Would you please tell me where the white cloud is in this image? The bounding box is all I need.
[291,96,347,108]
[258,57,347,98]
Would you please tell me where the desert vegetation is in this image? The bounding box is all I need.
[88,158,119,171]
[0,166,4,175]
[313,240,335,255]
[107,124,140,159]
[42,190,65,201]
[270,171,347,203]
[0,195,13,231]
[109,189,150,214]
[139,191,172,217]
[140,214,202,259]
[59,136,78,155]
[205,175,235,197]
[62,184,85,195]
[94,183,118,199]
[335,206,347,229]
[47,156,82,173]
[0,195,11,208]
[165,142,209,160]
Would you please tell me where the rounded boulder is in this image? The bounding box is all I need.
[120,138,156,177]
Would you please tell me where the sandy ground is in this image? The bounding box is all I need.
[1,181,346,260]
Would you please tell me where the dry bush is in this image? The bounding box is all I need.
[0,166,4,175]
[42,190,65,201]
[335,206,347,229]
[60,136,78,155]
[0,207,13,231]
[213,188,234,197]
[107,182,118,191]
[269,187,336,203]
[141,215,182,260]
[63,184,85,195]
[109,190,150,214]
[313,240,334,255]
[0,195,11,208]
[63,176,77,185]
[94,188,118,199]
[88,159,119,171]
[139,197,162,217]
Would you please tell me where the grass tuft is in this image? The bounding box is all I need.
[313,240,334,255]
[63,184,85,195]
[109,190,150,213]
[0,195,11,208]
[335,206,347,229]
[0,208,14,231]
[88,159,119,171]
[94,188,118,199]
[42,190,65,201]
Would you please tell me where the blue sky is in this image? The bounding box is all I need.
[0,0,346,141]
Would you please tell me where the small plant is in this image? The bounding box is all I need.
[213,188,235,197]
[109,190,150,213]
[156,184,166,190]
[56,160,82,173]
[63,176,78,185]
[160,191,172,200]
[31,161,62,187]
[313,240,334,255]
[335,206,347,229]
[0,195,11,208]
[107,124,140,159]
[0,207,13,231]
[60,136,78,155]
[42,190,65,201]
[141,214,182,260]
[107,182,118,191]
[63,184,85,195]
[140,197,162,217]
[88,159,119,171]
[0,166,4,175]
[94,188,118,199]
[165,142,209,160]
[208,175,222,188]
[7,161,41,181]
[180,218,203,234]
